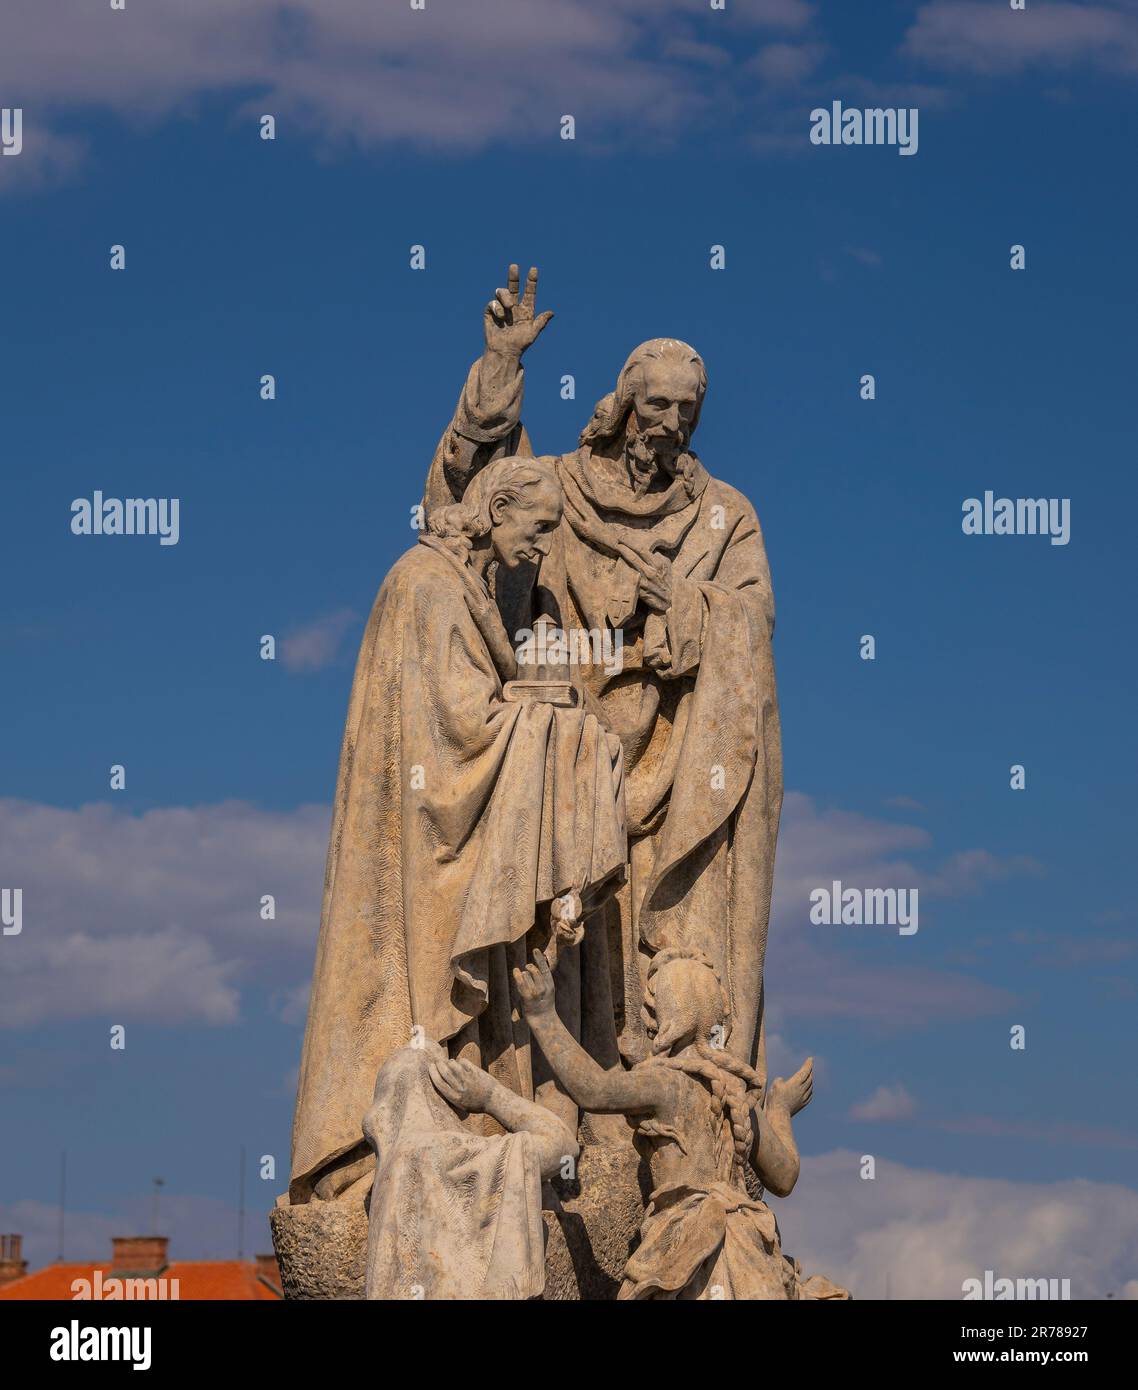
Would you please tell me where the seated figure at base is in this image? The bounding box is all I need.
[514,947,848,1301]
[363,1038,578,1301]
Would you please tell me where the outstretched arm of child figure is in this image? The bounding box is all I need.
[513,951,673,1117]
[750,1057,813,1198]
[429,1055,578,1178]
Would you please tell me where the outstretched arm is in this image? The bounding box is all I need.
[423,264,551,514]
[513,951,672,1117]
[749,1057,813,1198]
[429,1055,578,1179]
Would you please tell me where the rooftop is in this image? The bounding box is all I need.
[0,1234,282,1301]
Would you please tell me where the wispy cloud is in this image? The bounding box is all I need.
[0,0,908,191]
[0,798,327,1028]
[773,791,1042,911]
[0,118,86,194]
[0,789,1038,1032]
[1011,928,1138,970]
[903,1,1138,77]
[780,1150,1138,1299]
[850,1083,916,1122]
[0,0,813,179]
[934,1113,1138,1152]
[280,608,358,673]
[748,40,828,86]
[9,1151,1138,1298]
[767,792,1032,1029]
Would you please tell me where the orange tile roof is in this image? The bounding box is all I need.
[0,1260,281,1301]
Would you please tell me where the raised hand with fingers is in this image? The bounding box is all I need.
[428,1055,496,1112]
[483,263,554,358]
[765,1057,814,1118]
[512,949,557,1017]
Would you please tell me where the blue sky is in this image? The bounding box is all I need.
[1,0,1136,1297]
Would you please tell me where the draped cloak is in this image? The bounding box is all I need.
[539,448,782,1074]
[425,402,782,1078]
[289,537,626,1201]
[363,1042,546,1300]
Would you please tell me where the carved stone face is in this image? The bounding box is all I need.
[625,356,702,490]
[489,480,563,568]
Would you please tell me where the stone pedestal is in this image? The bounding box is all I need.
[269,1192,368,1301]
[542,1142,648,1299]
[270,1141,647,1300]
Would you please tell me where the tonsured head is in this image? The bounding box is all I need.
[470,454,563,568]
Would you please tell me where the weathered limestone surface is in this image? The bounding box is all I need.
[363,1041,576,1300]
[269,1144,644,1302]
[542,1144,649,1300]
[269,1196,366,1301]
[275,263,846,1301]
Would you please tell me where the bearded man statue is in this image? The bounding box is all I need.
[422,265,782,1085]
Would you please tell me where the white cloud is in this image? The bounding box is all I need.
[0,1,693,160]
[850,1083,916,1122]
[2,926,240,1029]
[0,0,840,189]
[846,246,883,268]
[934,1112,1138,1153]
[0,798,327,1028]
[775,791,930,886]
[748,41,827,86]
[772,790,1042,915]
[903,1,1138,77]
[779,1150,1138,1299]
[0,119,86,195]
[766,792,1030,1030]
[280,608,358,673]
[272,978,312,1027]
[661,38,732,69]
[923,847,1043,898]
[0,789,1033,1032]
[9,1153,1135,1300]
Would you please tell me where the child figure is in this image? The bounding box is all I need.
[514,945,843,1300]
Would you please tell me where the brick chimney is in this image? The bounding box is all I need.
[254,1252,281,1292]
[111,1236,169,1273]
[0,1235,28,1287]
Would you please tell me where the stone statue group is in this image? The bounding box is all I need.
[273,265,847,1301]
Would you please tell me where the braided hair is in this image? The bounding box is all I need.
[639,947,765,1180]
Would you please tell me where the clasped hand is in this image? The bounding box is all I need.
[616,538,673,613]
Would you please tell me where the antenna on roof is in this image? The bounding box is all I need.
[237,1146,247,1261]
[150,1177,164,1233]
[57,1151,67,1262]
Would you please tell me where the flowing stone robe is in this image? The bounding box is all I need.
[289,535,626,1201]
[424,366,782,1077]
[363,1042,547,1300]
